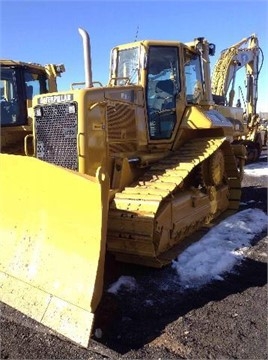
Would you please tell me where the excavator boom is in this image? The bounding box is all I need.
[211,34,263,162]
[211,34,260,107]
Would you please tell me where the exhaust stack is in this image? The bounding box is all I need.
[78,28,93,88]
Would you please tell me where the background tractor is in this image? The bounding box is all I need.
[0,59,65,154]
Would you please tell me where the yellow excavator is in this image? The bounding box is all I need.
[211,34,264,162]
[0,59,65,154]
[0,29,247,348]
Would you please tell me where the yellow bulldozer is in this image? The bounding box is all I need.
[0,59,65,154]
[0,29,247,347]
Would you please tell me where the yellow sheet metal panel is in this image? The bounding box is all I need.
[0,154,109,346]
[0,273,94,347]
[107,237,156,257]
[41,298,95,347]
[0,272,51,318]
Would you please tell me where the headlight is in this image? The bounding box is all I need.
[68,103,76,114]
[34,107,42,117]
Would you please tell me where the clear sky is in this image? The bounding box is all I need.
[1,0,267,112]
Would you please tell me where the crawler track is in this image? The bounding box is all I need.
[107,137,241,267]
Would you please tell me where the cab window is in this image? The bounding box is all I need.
[184,49,203,104]
[114,47,140,85]
[0,67,48,126]
[24,71,48,100]
[146,46,180,140]
[0,68,20,125]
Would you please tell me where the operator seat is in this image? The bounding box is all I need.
[153,79,175,111]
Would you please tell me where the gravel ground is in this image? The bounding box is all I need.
[1,151,267,360]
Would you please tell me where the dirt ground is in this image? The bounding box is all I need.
[1,152,267,360]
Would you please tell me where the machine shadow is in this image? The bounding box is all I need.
[240,186,267,213]
[95,236,267,354]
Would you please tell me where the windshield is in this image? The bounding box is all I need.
[115,47,140,85]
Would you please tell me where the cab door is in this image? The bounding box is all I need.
[145,45,185,141]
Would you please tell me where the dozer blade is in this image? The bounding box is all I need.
[0,154,109,348]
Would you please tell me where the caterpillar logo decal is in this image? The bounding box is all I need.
[38,94,74,104]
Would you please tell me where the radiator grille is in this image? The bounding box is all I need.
[35,103,78,170]
[107,103,137,154]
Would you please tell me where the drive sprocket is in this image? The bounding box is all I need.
[199,149,225,187]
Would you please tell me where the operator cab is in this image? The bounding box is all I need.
[0,62,48,126]
[110,39,207,142]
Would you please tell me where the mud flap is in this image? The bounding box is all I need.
[0,154,109,348]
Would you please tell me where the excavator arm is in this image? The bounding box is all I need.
[211,34,264,163]
[211,34,261,110]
